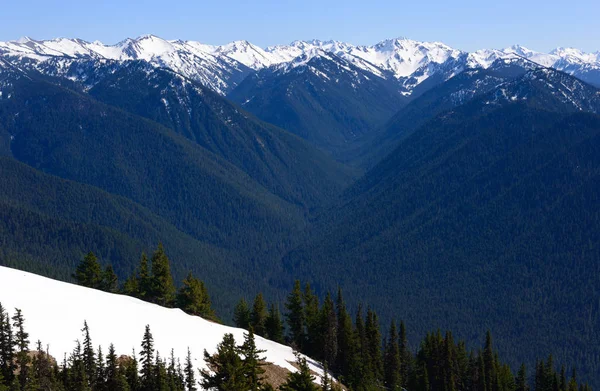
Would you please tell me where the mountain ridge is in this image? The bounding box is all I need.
[2,34,598,96]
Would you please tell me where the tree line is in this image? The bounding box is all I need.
[73,244,216,321]
[0,303,340,391]
[71,247,593,391]
[233,280,593,391]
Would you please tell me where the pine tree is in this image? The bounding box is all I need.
[138,253,151,300]
[239,328,266,391]
[81,321,96,387]
[233,299,251,330]
[106,344,130,391]
[516,364,529,391]
[280,353,318,391]
[96,345,106,391]
[69,340,91,391]
[265,304,284,344]
[200,333,247,391]
[102,265,119,293]
[12,309,30,390]
[303,283,320,358]
[285,281,305,350]
[140,325,155,391]
[321,362,331,391]
[184,348,196,391]
[150,244,176,307]
[319,293,337,367]
[74,252,103,289]
[399,320,411,387]
[384,320,401,391]
[250,294,268,337]
[125,350,140,391]
[334,288,354,380]
[567,369,577,391]
[0,304,15,385]
[154,353,169,391]
[365,309,383,383]
[484,331,497,391]
[122,273,140,299]
[176,273,216,320]
[31,340,60,391]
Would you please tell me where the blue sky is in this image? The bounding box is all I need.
[0,0,598,52]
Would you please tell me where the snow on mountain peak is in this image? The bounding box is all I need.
[0,34,598,95]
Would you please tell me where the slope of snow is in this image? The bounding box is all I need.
[211,40,281,69]
[0,266,325,379]
[1,35,598,95]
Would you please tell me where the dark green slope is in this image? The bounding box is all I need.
[88,62,355,209]
[0,69,306,265]
[228,52,407,159]
[352,57,536,168]
[0,156,253,312]
[283,70,600,386]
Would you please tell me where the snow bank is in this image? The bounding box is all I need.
[0,266,323,377]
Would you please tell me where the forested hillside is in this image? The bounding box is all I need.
[283,70,600,386]
[228,52,406,158]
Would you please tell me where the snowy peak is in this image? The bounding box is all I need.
[1,34,599,95]
[211,39,280,69]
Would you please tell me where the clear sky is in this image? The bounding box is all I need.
[0,0,598,53]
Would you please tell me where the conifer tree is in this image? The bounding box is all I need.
[184,348,196,391]
[12,309,30,390]
[334,288,354,380]
[81,321,96,387]
[122,273,140,299]
[250,294,268,337]
[31,340,60,391]
[265,304,284,344]
[239,328,266,391]
[319,293,337,367]
[74,252,103,289]
[69,340,91,391]
[102,265,119,293]
[106,344,130,391]
[399,320,411,387]
[516,364,529,391]
[176,273,216,320]
[96,345,105,391]
[154,353,169,391]
[200,333,247,391]
[280,353,318,391]
[285,281,305,350]
[567,369,578,391]
[233,299,251,329]
[384,320,401,391]
[150,244,176,307]
[0,304,15,385]
[303,283,320,358]
[140,325,155,391]
[321,362,331,391]
[138,253,151,300]
[365,309,383,383]
[484,331,497,391]
[125,349,140,391]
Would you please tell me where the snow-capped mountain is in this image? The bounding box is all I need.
[0,266,327,383]
[228,49,407,156]
[0,34,598,97]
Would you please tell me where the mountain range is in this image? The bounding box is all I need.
[1,33,600,388]
[1,35,599,96]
